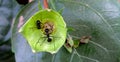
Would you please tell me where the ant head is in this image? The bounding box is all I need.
[45,28,49,33]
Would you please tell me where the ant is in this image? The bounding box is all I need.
[34,21,55,48]
[36,20,41,29]
[44,28,52,42]
[43,22,55,42]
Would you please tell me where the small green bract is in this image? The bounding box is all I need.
[19,9,67,54]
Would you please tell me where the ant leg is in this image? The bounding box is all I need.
[52,38,55,51]
[52,36,60,51]
[54,41,55,51]
[50,35,61,38]
[39,37,47,46]
[34,36,47,49]
[29,26,37,32]
[34,36,41,49]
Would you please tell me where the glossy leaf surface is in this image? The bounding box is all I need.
[12,0,120,62]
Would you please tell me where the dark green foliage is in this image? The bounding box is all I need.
[12,0,120,62]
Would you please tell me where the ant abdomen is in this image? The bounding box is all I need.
[47,37,52,42]
[36,20,41,29]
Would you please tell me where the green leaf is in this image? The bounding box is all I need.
[12,0,120,62]
[19,9,67,54]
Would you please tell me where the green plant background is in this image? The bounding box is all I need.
[12,0,120,62]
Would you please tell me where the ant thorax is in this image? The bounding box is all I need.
[43,22,55,35]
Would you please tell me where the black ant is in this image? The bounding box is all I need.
[36,20,41,29]
[34,22,55,48]
[44,28,52,42]
[43,22,55,42]
[29,20,42,32]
